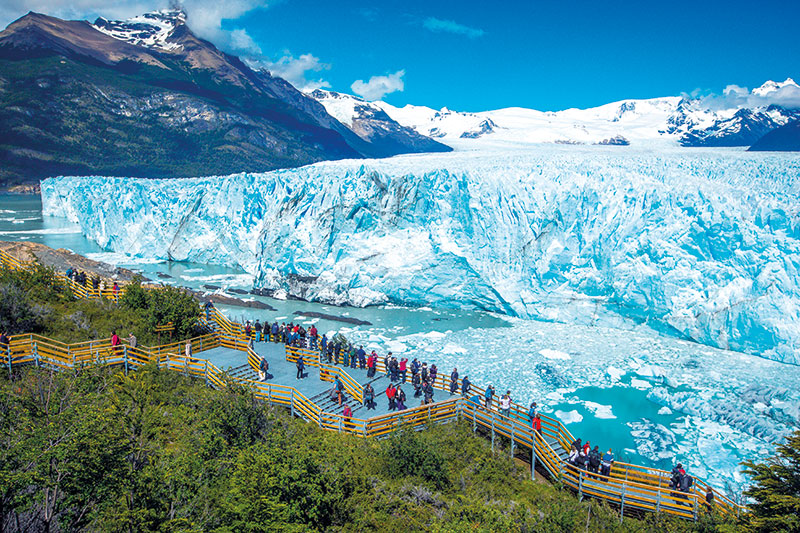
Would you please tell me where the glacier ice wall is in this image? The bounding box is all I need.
[41,148,800,364]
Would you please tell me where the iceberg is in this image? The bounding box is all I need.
[41,147,800,363]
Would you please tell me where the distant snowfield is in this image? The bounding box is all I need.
[42,147,800,366]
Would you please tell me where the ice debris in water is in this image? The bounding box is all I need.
[41,148,800,364]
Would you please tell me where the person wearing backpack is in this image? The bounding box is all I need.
[296,355,305,379]
[259,357,269,381]
[589,446,602,476]
[449,368,459,394]
[484,385,495,409]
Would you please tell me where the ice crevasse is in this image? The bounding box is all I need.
[41,148,800,364]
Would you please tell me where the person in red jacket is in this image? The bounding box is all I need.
[399,358,408,383]
[583,441,591,456]
[386,383,397,411]
[532,413,542,437]
[110,330,121,356]
[343,403,353,430]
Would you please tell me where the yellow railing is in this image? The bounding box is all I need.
[0,248,745,520]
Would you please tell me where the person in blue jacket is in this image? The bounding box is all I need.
[296,355,305,379]
[484,385,495,409]
[461,375,471,396]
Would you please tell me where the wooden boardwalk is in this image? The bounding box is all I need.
[0,249,746,521]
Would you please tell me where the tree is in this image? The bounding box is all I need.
[743,430,800,533]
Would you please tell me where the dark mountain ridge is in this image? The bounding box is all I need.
[0,11,443,186]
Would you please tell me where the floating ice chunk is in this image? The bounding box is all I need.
[555,409,584,424]
[584,401,616,419]
[539,349,571,360]
[658,406,673,415]
[442,343,467,354]
[606,366,624,382]
[630,378,653,390]
[385,340,408,353]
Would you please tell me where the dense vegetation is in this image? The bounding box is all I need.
[0,364,738,533]
[0,265,200,344]
[743,431,800,532]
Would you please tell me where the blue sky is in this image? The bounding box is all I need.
[229,0,800,111]
[3,0,799,111]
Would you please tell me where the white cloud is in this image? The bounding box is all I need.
[351,69,405,101]
[423,17,484,38]
[0,0,269,55]
[699,78,800,110]
[257,53,331,91]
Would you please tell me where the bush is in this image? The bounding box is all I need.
[382,430,448,490]
[120,280,201,339]
[0,283,49,334]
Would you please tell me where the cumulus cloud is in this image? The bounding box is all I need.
[423,17,484,38]
[351,70,405,101]
[699,78,800,110]
[0,0,269,55]
[256,53,331,91]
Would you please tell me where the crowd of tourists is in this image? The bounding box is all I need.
[219,311,709,506]
[65,268,120,298]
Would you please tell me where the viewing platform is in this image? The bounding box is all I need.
[0,248,747,522]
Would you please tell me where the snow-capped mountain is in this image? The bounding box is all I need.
[368,79,800,149]
[308,89,451,154]
[93,10,185,52]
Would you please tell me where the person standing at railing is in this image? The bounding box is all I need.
[254,320,262,342]
[704,487,714,512]
[422,380,434,405]
[113,281,120,301]
[327,342,334,364]
[528,401,539,421]
[532,413,542,436]
[309,325,318,349]
[296,355,305,379]
[367,351,377,378]
[204,300,214,321]
[384,352,392,377]
[127,333,137,349]
[601,449,615,477]
[386,383,397,411]
[357,346,366,369]
[484,385,495,409]
[99,279,106,298]
[461,375,471,396]
[389,356,399,381]
[429,364,438,386]
[499,391,512,417]
[363,383,376,410]
[396,386,407,410]
[588,446,602,476]
[244,321,252,340]
[320,333,327,355]
[449,368,459,394]
[343,403,353,430]
[421,362,428,383]
[271,321,279,342]
[399,357,407,383]
[410,358,420,379]
[412,370,422,397]
[111,330,121,357]
[185,341,193,361]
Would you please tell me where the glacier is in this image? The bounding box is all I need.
[41,146,800,364]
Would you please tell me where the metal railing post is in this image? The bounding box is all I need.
[510,422,516,458]
[124,346,128,375]
[33,341,39,368]
[204,361,208,386]
[290,390,295,417]
[620,484,626,523]
[578,470,583,501]
[491,417,495,452]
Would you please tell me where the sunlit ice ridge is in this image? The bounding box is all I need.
[41,146,800,365]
